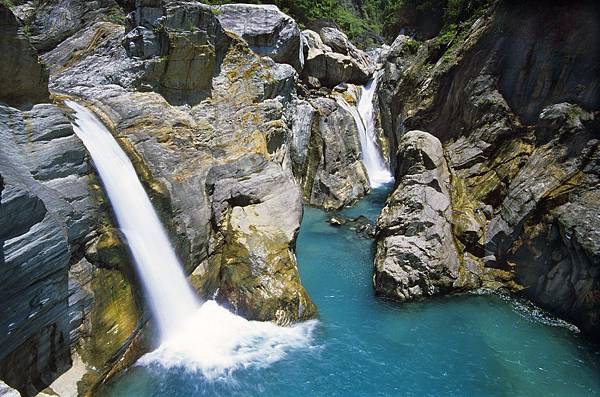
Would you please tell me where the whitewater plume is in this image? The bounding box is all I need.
[66,100,316,378]
[339,74,393,188]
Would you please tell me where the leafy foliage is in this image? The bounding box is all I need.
[203,0,393,47]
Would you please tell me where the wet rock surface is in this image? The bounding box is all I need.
[327,214,376,239]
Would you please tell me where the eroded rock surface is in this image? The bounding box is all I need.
[290,93,370,210]
[376,0,600,339]
[203,155,316,325]
[216,4,303,71]
[375,131,468,300]
[301,28,373,88]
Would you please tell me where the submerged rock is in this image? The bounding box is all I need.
[328,214,376,238]
[374,131,465,300]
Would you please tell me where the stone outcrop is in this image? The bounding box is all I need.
[0,6,142,396]
[0,5,49,107]
[290,92,370,210]
[301,28,373,88]
[376,0,600,339]
[215,4,303,72]
[12,0,124,52]
[375,131,471,300]
[42,0,318,326]
[202,155,316,325]
[122,0,231,105]
[0,101,142,396]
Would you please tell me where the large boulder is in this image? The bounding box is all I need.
[12,0,123,52]
[374,131,468,300]
[204,155,317,325]
[122,1,231,104]
[215,4,303,72]
[0,5,49,107]
[301,28,374,88]
[289,93,370,210]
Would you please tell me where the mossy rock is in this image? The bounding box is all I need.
[77,268,142,389]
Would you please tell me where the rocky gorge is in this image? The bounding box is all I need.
[0,0,598,396]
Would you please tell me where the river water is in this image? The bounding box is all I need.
[103,185,600,397]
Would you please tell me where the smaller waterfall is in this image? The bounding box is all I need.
[67,100,316,379]
[355,75,394,187]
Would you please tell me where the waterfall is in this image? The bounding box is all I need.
[66,101,315,379]
[342,74,394,188]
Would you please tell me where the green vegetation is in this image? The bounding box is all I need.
[0,0,14,8]
[203,0,394,47]
[381,0,490,41]
[202,0,490,47]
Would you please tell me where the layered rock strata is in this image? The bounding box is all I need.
[375,0,600,339]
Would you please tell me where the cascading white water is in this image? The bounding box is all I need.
[344,74,394,188]
[66,100,198,340]
[66,100,316,379]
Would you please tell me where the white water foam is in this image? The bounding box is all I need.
[66,100,316,379]
[139,301,317,380]
[339,74,394,188]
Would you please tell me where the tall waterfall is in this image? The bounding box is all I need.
[66,101,315,378]
[346,74,394,188]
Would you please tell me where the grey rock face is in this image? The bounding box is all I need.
[13,0,122,52]
[374,131,464,300]
[0,5,49,107]
[0,103,98,395]
[44,0,319,327]
[301,29,373,88]
[216,4,303,71]
[122,1,230,105]
[377,1,600,339]
[204,154,317,324]
[290,95,370,210]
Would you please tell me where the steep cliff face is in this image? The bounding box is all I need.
[376,0,600,339]
[0,6,142,396]
[40,0,319,325]
[290,92,370,210]
[0,0,378,393]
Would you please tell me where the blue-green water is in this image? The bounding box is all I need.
[104,187,600,397]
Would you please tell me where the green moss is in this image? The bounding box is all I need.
[0,0,14,8]
[403,38,421,54]
[78,268,141,372]
[103,5,126,24]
